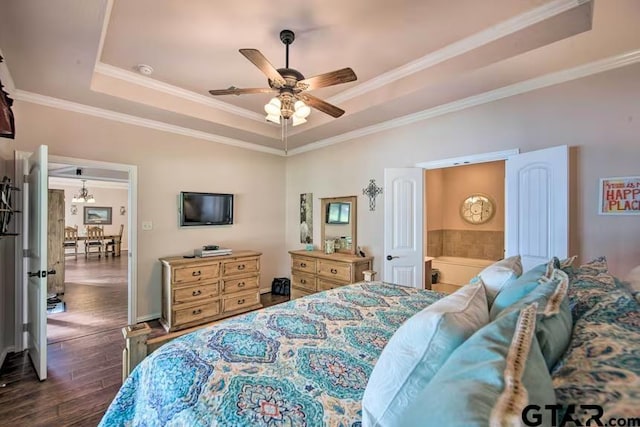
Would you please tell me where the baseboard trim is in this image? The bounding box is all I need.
[0,345,16,369]
[136,312,161,324]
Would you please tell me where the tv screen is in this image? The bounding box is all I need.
[180,192,233,226]
[326,202,350,224]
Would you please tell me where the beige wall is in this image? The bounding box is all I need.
[425,168,444,231]
[286,63,640,278]
[4,101,288,320]
[440,161,505,231]
[48,182,129,252]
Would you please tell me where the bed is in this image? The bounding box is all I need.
[100,259,640,426]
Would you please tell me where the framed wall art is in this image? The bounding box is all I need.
[84,206,113,224]
[599,176,640,215]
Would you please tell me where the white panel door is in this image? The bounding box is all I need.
[383,168,423,288]
[506,145,568,272]
[26,145,48,380]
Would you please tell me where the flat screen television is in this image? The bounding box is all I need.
[326,202,350,224]
[180,192,234,226]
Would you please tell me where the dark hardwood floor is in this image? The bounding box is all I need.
[0,252,289,427]
[48,253,128,344]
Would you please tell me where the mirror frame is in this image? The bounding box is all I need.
[320,196,357,255]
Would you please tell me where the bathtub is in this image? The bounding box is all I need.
[431,256,495,286]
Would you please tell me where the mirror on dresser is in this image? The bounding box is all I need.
[320,196,357,255]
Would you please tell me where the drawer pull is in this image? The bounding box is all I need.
[192,270,202,277]
[237,264,246,271]
[237,298,245,305]
[300,262,307,268]
[192,290,202,297]
[238,282,245,288]
[300,279,307,284]
[192,309,202,315]
[330,268,338,274]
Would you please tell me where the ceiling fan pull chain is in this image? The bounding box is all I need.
[284,120,288,154]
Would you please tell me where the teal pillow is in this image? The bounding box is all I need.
[362,281,490,426]
[398,304,556,427]
[490,258,557,319]
[497,269,572,369]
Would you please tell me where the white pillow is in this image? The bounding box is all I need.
[476,255,522,304]
[362,281,490,427]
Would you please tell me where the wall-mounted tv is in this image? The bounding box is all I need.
[179,192,233,226]
[326,202,350,224]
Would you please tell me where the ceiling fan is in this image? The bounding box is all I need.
[208,29,357,126]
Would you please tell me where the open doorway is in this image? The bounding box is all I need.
[46,166,129,344]
[424,161,505,294]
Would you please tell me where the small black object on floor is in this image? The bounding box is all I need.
[271,277,291,296]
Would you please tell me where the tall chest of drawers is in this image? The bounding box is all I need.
[159,250,262,332]
[289,250,373,299]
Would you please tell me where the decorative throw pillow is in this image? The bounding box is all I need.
[497,269,572,369]
[472,255,523,305]
[490,258,557,319]
[362,281,490,427]
[398,304,556,427]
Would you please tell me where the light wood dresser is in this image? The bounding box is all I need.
[289,250,373,299]
[159,250,262,332]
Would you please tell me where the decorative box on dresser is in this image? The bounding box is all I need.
[289,250,373,299]
[159,250,262,332]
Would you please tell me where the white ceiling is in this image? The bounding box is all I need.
[1,0,639,154]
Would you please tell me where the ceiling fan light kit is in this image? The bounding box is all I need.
[209,29,357,129]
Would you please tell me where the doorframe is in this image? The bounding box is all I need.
[14,151,138,351]
[414,148,519,280]
[415,149,519,170]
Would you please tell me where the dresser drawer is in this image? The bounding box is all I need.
[174,300,220,326]
[223,258,259,276]
[222,275,259,295]
[291,272,316,292]
[291,256,316,274]
[173,282,219,304]
[222,291,260,313]
[173,263,220,285]
[291,287,312,300]
[317,278,344,292]
[317,260,351,282]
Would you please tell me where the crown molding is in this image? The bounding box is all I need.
[290,49,640,156]
[94,62,266,123]
[12,90,285,156]
[327,0,589,105]
[94,0,114,71]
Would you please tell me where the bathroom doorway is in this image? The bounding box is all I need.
[424,161,505,293]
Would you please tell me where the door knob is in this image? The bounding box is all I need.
[386,255,399,261]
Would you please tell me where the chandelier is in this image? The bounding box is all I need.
[264,93,311,126]
[72,180,95,203]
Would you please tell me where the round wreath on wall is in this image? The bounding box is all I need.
[460,194,495,225]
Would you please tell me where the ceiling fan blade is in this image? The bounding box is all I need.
[209,87,278,96]
[239,49,286,87]
[296,68,357,91]
[299,93,345,118]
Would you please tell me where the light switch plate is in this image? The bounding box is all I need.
[142,221,153,231]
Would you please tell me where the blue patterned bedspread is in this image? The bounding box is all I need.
[100,282,443,426]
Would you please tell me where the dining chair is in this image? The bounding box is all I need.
[105,224,124,257]
[85,225,104,259]
[63,225,79,260]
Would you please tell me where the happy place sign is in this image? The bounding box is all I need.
[599,176,640,215]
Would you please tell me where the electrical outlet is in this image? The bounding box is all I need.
[142,221,153,231]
